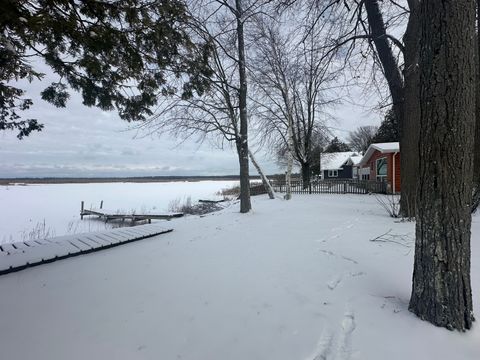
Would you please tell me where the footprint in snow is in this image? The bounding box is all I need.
[327,272,365,291]
[336,307,356,360]
[308,326,334,360]
[327,274,343,290]
[318,249,359,265]
[307,306,357,360]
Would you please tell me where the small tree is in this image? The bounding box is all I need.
[372,109,399,143]
[251,9,340,191]
[324,137,351,153]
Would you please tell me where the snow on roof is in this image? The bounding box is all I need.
[359,142,400,167]
[371,142,400,152]
[349,155,363,166]
[321,152,358,170]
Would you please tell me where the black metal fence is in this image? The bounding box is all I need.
[267,179,387,195]
[250,183,269,196]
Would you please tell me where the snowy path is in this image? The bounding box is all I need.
[0,195,479,360]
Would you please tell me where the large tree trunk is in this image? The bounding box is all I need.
[235,0,251,213]
[476,0,480,181]
[237,141,251,213]
[472,0,480,212]
[248,150,275,199]
[409,0,475,331]
[400,0,420,218]
[301,162,311,192]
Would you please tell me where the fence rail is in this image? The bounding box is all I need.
[254,179,387,195]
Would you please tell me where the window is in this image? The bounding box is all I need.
[328,170,338,177]
[376,157,387,181]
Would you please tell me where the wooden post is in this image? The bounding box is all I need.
[100,200,103,209]
[80,201,84,220]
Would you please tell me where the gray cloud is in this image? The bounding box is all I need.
[1,61,382,178]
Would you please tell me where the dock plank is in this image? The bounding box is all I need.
[0,224,173,275]
[1,243,21,255]
[95,232,122,245]
[12,242,29,250]
[66,239,89,252]
[76,236,104,248]
[81,208,183,222]
[74,238,96,250]
[87,233,114,246]
[116,228,148,237]
[23,241,40,248]
[105,230,132,241]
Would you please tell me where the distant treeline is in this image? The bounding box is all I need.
[0,175,270,185]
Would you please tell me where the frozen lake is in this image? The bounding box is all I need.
[0,181,237,244]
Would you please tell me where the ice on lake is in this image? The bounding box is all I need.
[0,181,237,244]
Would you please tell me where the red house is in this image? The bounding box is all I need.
[358,142,400,193]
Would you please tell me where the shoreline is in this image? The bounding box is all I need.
[0,175,263,186]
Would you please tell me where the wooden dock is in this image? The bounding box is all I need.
[0,224,173,276]
[80,201,184,223]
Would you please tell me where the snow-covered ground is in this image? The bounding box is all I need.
[0,181,237,244]
[0,194,479,359]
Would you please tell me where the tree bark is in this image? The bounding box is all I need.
[409,0,475,331]
[248,150,275,199]
[400,0,420,218]
[364,0,405,124]
[476,0,480,181]
[285,114,294,200]
[301,162,311,193]
[472,0,480,212]
[235,0,251,213]
[285,161,293,200]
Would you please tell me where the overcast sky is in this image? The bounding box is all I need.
[1,63,382,178]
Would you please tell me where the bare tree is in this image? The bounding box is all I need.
[409,0,475,331]
[283,0,416,216]
[250,10,340,190]
[348,125,378,153]
[140,0,274,213]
